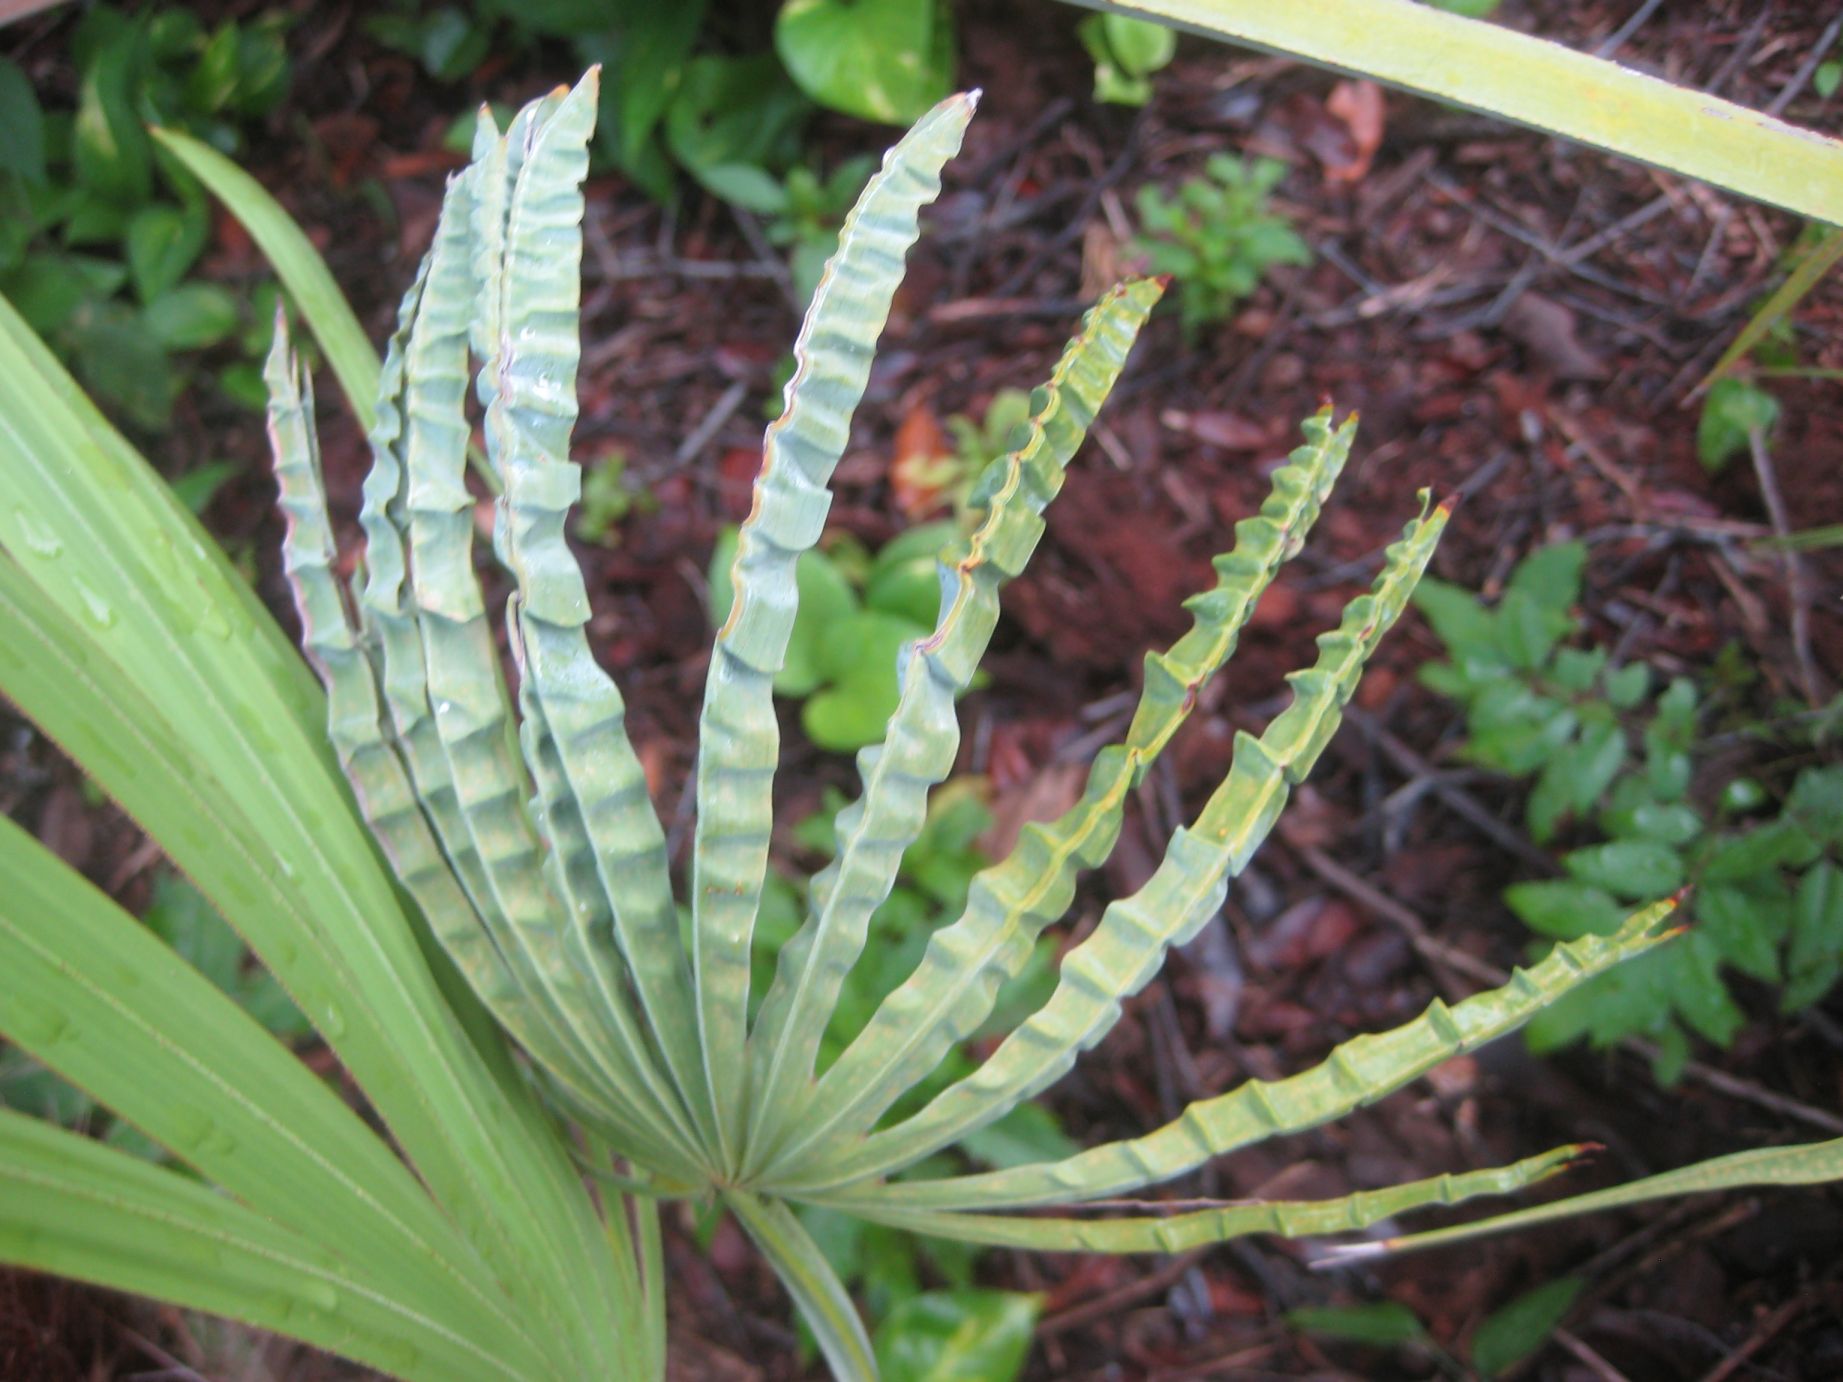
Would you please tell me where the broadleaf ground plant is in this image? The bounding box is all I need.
[4,61,1843,1382]
[1417,543,1843,1083]
[2,3,293,428]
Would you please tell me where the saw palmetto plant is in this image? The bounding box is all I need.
[4,68,1842,1382]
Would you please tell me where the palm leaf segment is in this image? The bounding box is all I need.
[267,73,1685,1374]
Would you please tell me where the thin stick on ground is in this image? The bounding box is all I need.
[1747,426,1823,707]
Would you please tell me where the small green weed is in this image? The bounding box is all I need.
[573,451,657,547]
[1698,376,1781,472]
[1133,155,1310,338]
[1693,224,1842,474]
[1417,542,1843,1081]
[763,157,878,306]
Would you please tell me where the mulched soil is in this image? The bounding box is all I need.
[3,0,1841,1377]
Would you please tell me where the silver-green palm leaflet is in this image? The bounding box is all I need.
[346,251,599,1089]
[724,1189,878,1382]
[805,497,1451,1188]
[0,294,622,1369]
[392,151,689,1187]
[1322,1137,1843,1262]
[811,899,1679,1212]
[0,815,544,1374]
[267,315,688,1171]
[267,320,519,1021]
[476,73,712,1166]
[823,1144,1590,1253]
[692,91,976,1170]
[348,202,634,1122]
[0,1111,534,1382]
[743,278,1164,1175]
[761,409,1355,1182]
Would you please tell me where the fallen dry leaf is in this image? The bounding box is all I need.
[890,402,954,519]
[1325,79,1386,183]
[1162,407,1268,451]
[1504,292,1607,380]
[981,761,1087,861]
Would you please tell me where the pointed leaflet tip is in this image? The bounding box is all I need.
[963,88,983,111]
[261,299,293,397]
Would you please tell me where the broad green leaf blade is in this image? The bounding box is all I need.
[476,72,713,1165]
[0,1111,535,1382]
[744,279,1164,1176]
[763,408,1355,1181]
[0,816,543,1375]
[0,279,320,735]
[838,1144,1590,1252]
[798,495,1452,1191]
[0,294,624,1372]
[724,1188,877,1382]
[150,124,381,429]
[817,899,1679,1212]
[1074,0,1843,226]
[694,90,976,1170]
[1323,1137,1843,1261]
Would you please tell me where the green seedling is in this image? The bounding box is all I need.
[1134,154,1311,338]
[574,451,656,547]
[893,388,1034,524]
[767,156,878,306]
